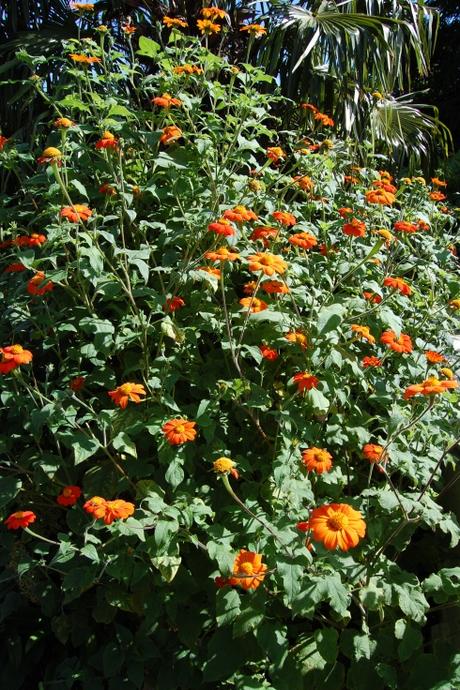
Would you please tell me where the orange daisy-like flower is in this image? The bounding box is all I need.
[4,511,36,530]
[15,233,47,248]
[239,297,268,313]
[362,356,382,368]
[213,457,239,479]
[449,299,460,310]
[83,497,135,525]
[152,93,182,108]
[261,280,289,294]
[272,211,296,226]
[197,19,221,34]
[70,2,95,11]
[95,131,119,151]
[293,371,319,392]
[208,218,235,237]
[163,16,188,29]
[376,229,394,245]
[259,344,278,361]
[173,64,203,75]
[240,23,267,38]
[69,53,101,65]
[431,177,447,188]
[394,220,418,234]
[314,112,334,127]
[301,447,333,474]
[292,175,314,192]
[288,232,318,250]
[249,226,278,246]
[300,103,318,113]
[0,344,33,374]
[108,382,146,409]
[57,485,82,507]
[99,183,116,196]
[69,376,85,392]
[201,6,228,19]
[242,281,257,295]
[344,175,359,185]
[383,276,411,296]
[372,180,397,194]
[37,146,63,166]
[4,262,26,273]
[285,330,307,349]
[162,418,197,445]
[306,503,366,551]
[363,291,382,304]
[164,296,185,312]
[351,325,375,344]
[27,272,54,297]
[160,125,183,145]
[54,117,74,129]
[430,191,446,201]
[198,266,221,278]
[60,204,93,223]
[365,189,396,205]
[380,330,413,354]
[338,207,353,218]
[205,247,240,262]
[247,252,287,276]
[404,377,458,400]
[266,146,285,163]
[424,350,446,364]
[122,22,136,34]
[0,135,9,150]
[229,550,267,591]
[223,206,258,223]
[343,218,366,237]
[363,444,384,463]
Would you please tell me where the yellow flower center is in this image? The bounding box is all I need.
[213,458,235,474]
[119,383,133,394]
[175,424,185,433]
[239,562,254,575]
[327,511,349,531]
[42,146,62,159]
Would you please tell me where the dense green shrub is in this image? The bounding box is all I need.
[0,20,459,690]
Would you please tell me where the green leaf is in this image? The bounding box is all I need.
[0,477,21,509]
[112,432,137,459]
[137,36,161,59]
[317,303,346,336]
[394,619,423,661]
[216,588,241,626]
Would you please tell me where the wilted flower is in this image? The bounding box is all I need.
[351,325,375,344]
[160,125,182,145]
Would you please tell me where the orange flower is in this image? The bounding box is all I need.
[266,146,285,163]
[160,125,182,145]
[430,191,446,201]
[285,331,307,349]
[376,229,394,245]
[259,344,278,361]
[343,218,366,237]
[205,247,240,262]
[162,418,197,445]
[293,371,319,392]
[223,206,258,223]
[69,54,101,64]
[122,21,136,34]
[15,233,47,247]
[363,444,384,463]
[173,64,203,75]
[69,376,85,392]
[249,226,278,246]
[240,24,267,37]
[383,276,411,296]
[449,299,460,310]
[27,272,54,297]
[208,218,235,237]
[4,262,26,273]
[83,496,135,524]
[213,457,239,479]
[163,17,188,29]
[95,131,119,150]
[198,266,221,278]
[363,291,382,304]
[108,382,146,409]
[99,183,116,196]
[362,355,382,367]
[239,297,268,313]
[301,447,333,474]
[197,19,221,34]
[344,175,359,185]
[288,232,318,250]
[351,325,375,344]
[0,344,33,374]
[242,281,257,295]
[60,204,92,223]
[272,211,296,226]
[0,135,9,150]
[70,2,95,11]
[261,280,289,294]
[57,485,82,507]
[314,112,334,127]
[338,207,353,218]
[394,220,418,234]
[424,350,446,363]
[54,117,74,128]
[201,7,228,19]
[440,367,455,380]
[247,252,287,276]
[292,175,314,191]
[365,189,396,205]
[404,377,458,400]
[4,511,36,530]
[229,550,267,591]
[431,177,447,188]
[380,330,413,354]
[300,103,318,113]
[37,146,63,165]
[306,503,366,551]
[372,179,397,193]
[152,93,182,108]
[164,296,185,312]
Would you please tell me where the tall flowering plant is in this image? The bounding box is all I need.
[0,18,459,690]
